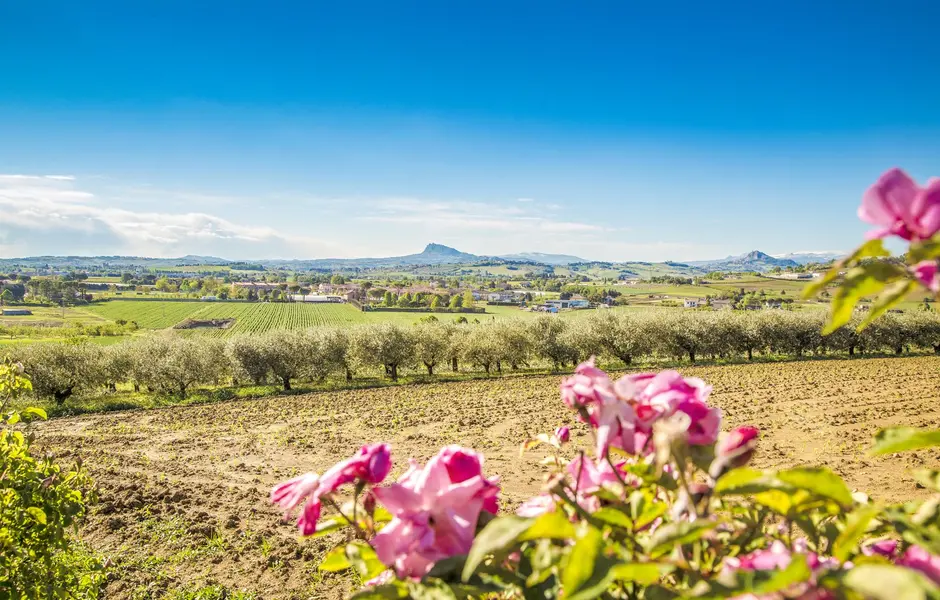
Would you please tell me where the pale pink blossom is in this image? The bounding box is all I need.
[898,545,940,585]
[561,358,616,412]
[593,392,638,457]
[913,261,940,293]
[725,541,839,600]
[371,447,499,578]
[270,442,392,535]
[516,494,556,517]
[859,168,940,241]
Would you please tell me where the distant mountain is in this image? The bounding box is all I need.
[687,250,799,273]
[265,243,483,270]
[498,251,586,265]
[771,251,844,266]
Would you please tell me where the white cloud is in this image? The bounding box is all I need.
[516,197,534,203]
[0,174,340,258]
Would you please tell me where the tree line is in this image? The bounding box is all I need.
[6,309,940,405]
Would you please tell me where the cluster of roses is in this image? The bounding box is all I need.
[272,442,499,579]
[860,167,940,292]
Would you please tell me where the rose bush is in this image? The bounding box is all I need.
[273,168,940,599]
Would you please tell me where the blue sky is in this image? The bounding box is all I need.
[1,0,938,261]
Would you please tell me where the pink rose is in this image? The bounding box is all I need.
[614,370,717,449]
[271,442,392,535]
[554,426,571,444]
[898,545,940,585]
[913,261,940,293]
[561,359,616,412]
[371,447,500,578]
[859,168,940,241]
[717,426,760,468]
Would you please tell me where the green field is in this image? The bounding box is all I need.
[78,299,653,337]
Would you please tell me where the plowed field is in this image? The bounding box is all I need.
[35,356,940,599]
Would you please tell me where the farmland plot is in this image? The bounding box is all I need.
[35,356,940,599]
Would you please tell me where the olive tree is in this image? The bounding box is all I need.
[258,330,317,391]
[528,316,578,371]
[413,322,451,375]
[18,340,104,405]
[226,335,270,385]
[492,319,533,370]
[134,335,227,398]
[458,323,502,373]
[352,323,415,381]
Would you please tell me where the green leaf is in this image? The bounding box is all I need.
[645,520,716,558]
[833,505,881,561]
[349,582,408,599]
[405,579,458,600]
[803,239,890,299]
[844,564,939,600]
[824,267,888,334]
[460,516,532,582]
[346,541,386,580]
[913,469,940,492]
[319,545,352,572]
[561,525,604,597]
[6,412,19,426]
[22,406,47,420]
[871,427,940,455]
[777,467,854,508]
[518,509,576,541]
[566,561,671,600]
[909,236,940,263]
[310,518,346,538]
[26,507,47,525]
[714,468,788,496]
[857,279,916,331]
[592,507,634,531]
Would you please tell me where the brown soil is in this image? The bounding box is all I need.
[35,356,940,599]
[174,318,236,330]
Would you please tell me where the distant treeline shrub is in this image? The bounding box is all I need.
[5,310,940,404]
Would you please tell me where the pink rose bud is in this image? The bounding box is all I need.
[439,446,484,483]
[717,426,760,468]
[555,426,570,444]
[363,490,377,515]
[363,443,392,484]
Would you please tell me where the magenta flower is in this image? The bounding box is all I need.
[561,358,616,412]
[716,426,760,469]
[898,545,940,585]
[859,168,940,241]
[862,539,899,558]
[371,447,499,578]
[271,442,392,535]
[913,261,940,293]
[554,426,571,444]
